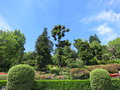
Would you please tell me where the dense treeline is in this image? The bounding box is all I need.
[0,30,25,71]
[0,25,120,71]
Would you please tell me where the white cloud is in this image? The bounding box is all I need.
[96,23,112,35]
[0,16,12,30]
[95,23,118,43]
[95,10,120,23]
[83,10,120,24]
[82,10,120,44]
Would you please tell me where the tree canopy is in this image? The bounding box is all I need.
[35,28,53,70]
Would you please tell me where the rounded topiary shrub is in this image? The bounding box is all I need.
[6,64,35,90]
[90,68,112,90]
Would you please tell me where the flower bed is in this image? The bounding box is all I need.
[0,73,7,75]
[110,73,119,77]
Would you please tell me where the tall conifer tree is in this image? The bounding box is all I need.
[35,28,53,70]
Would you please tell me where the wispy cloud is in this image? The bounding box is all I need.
[96,23,112,35]
[95,10,120,23]
[83,10,120,23]
[96,23,118,43]
[82,10,120,44]
[0,16,12,30]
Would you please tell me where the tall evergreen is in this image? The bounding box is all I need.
[89,34,101,43]
[35,28,53,70]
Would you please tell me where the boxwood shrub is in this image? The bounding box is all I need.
[6,64,35,90]
[90,68,112,90]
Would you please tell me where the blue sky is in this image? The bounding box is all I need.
[0,0,120,52]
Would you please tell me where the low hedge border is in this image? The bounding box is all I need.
[0,79,120,90]
[32,80,91,90]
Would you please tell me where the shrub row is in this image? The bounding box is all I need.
[87,64,120,73]
[0,80,120,90]
[32,80,90,90]
[69,68,89,79]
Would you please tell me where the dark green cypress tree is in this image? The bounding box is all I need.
[35,28,53,70]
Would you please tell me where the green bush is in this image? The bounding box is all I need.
[32,80,91,90]
[107,60,120,64]
[50,66,61,75]
[112,79,120,90]
[97,60,107,64]
[90,68,112,90]
[89,57,98,65]
[6,64,35,90]
[87,64,120,73]
[0,75,7,80]
[69,68,89,79]
[0,80,7,88]
[0,79,120,90]
[67,60,85,68]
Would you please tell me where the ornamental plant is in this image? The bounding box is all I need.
[6,64,35,90]
[90,68,112,90]
[69,68,89,79]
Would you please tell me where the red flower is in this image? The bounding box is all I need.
[0,72,7,75]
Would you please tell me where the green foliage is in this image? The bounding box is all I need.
[97,60,107,64]
[22,51,37,67]
[61,46,76,67]
[87,64,120,73]
[53,46,76,67]
[108,37,120,59]
[89,34,101,43]
[67,60,85,68]
[0,30,25,71]
[32,80,91,90]
[0,80,6,89]
[50,66,61,75]
[6,64,35,90]
[74,39,92,65]
[90,41,102,60]
[35,28,53,70]
[52,25,71,67]
[112,79,120,90]
[52,25,69,42]
[46,65,61,75]
[22,51,37,70]
[89,57,98,65]
[0,75,7,80]
[90,68,112,90]
[1,79,120,90]
[69,68,89,79]
[107,59,120,64]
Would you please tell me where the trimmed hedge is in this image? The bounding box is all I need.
[0,79,120,90]
[0,80,6,88]
[112,79,120,90]
[6,64,35,90]
[32,80,91,90]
